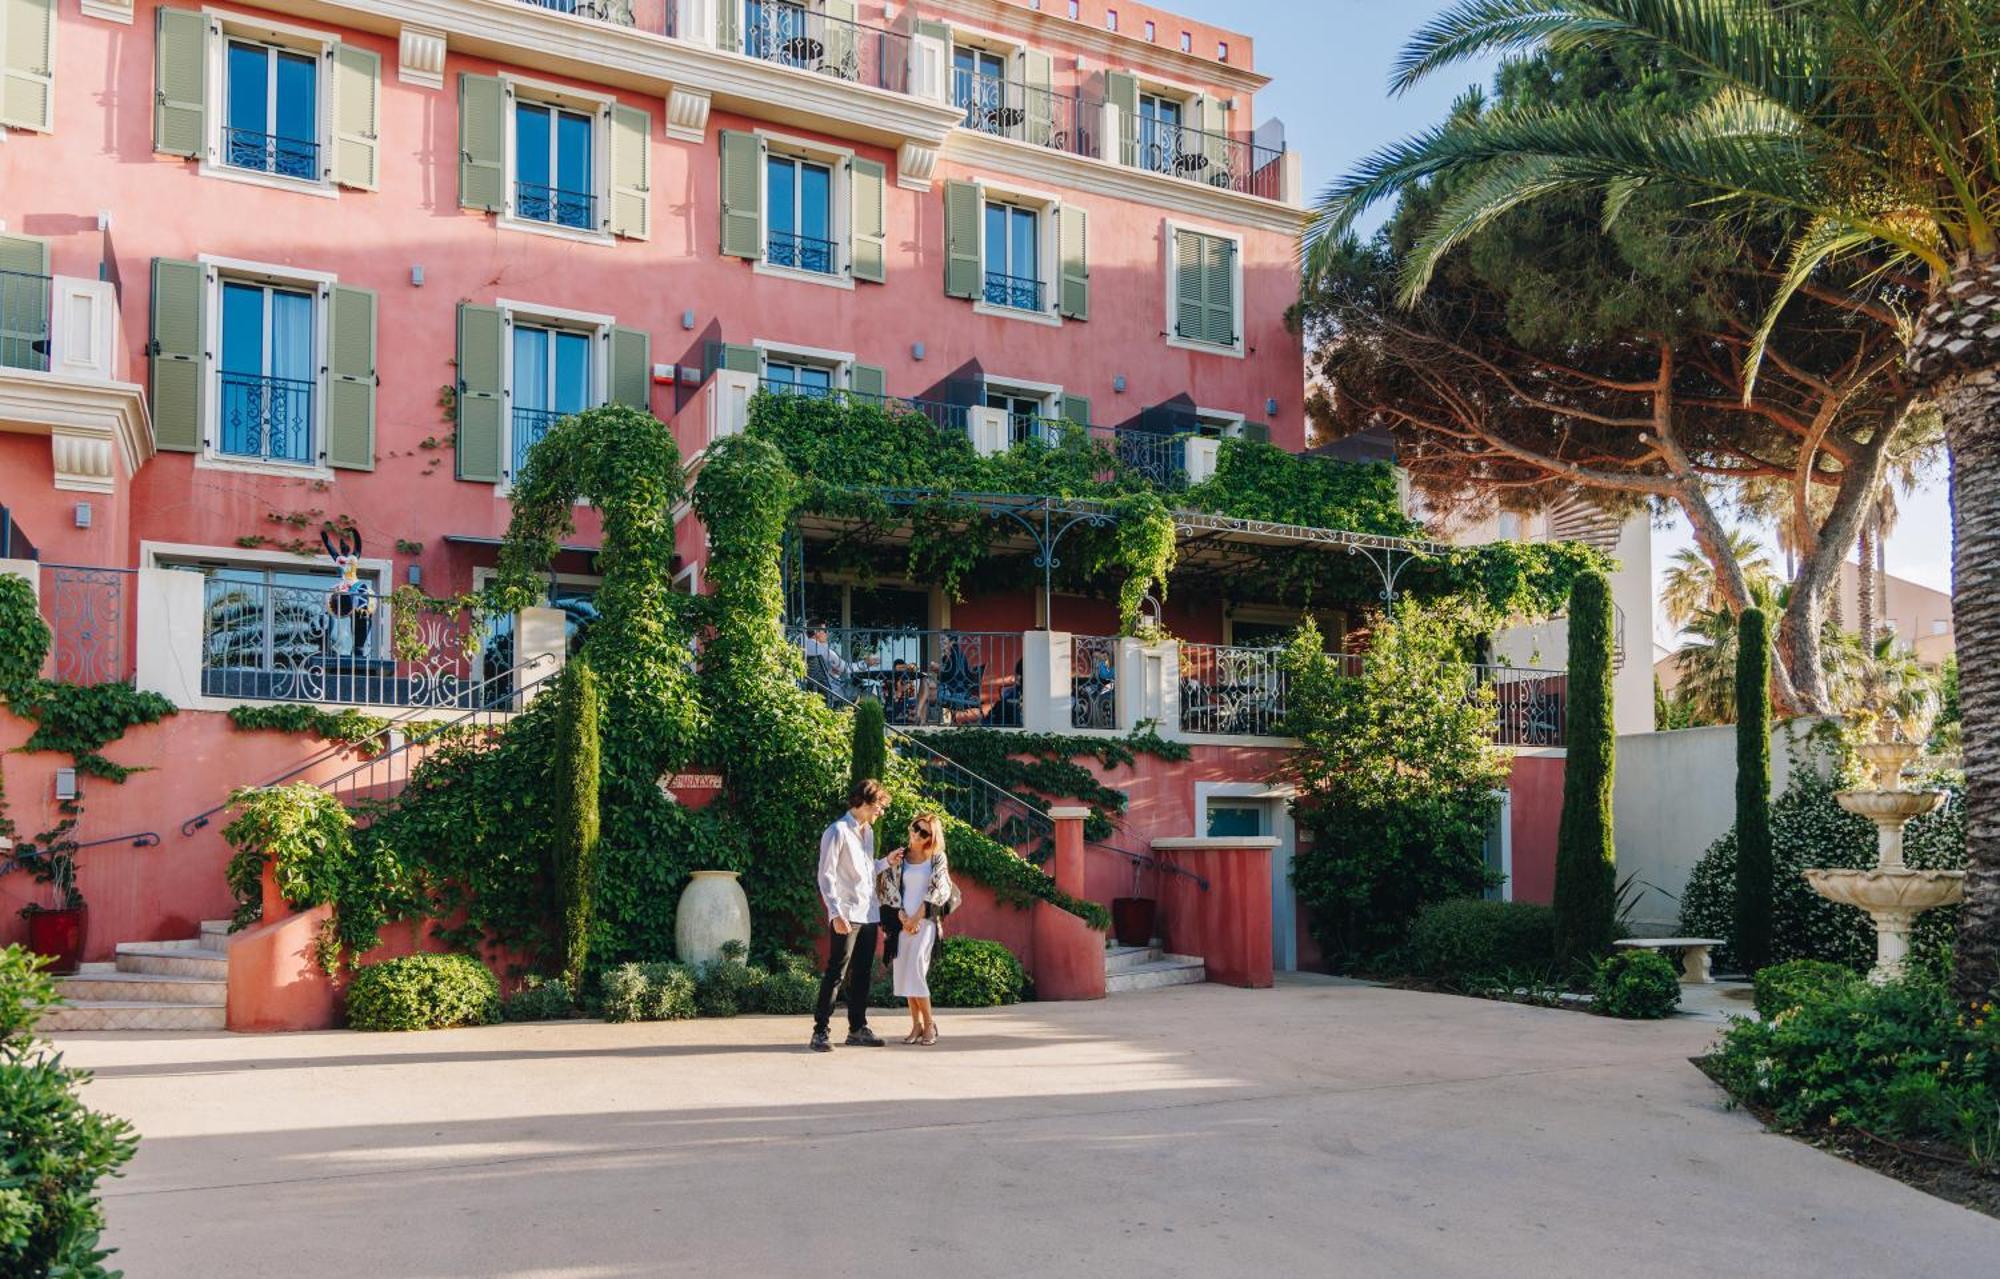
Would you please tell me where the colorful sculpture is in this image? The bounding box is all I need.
[321,527,377,653]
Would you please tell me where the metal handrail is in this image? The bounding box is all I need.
[308,663,567,805]
[767,229,838,274]
[516,182,596,229]
[178,650,558,835]
[982,270,1043,312]
[222,127,319,179]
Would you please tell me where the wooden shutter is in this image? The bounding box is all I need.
[149,258,205,453]
[0,234,49,370]
[608,103,652,239]
[1,0,55,133]
[609,325,651,409]
[849,363,885,401]
[458,73,506,212]
[943,179,980,300]
[1057,204,1088,320]
[821,0,855,82]
[1197,93,1230,185]
[153,7,207,158]
[331,44,381,191]
[719,129,763,259]
[1103,71,1138,168]
[717,343,761,374]
[1021,49,1053,147]
[326,285,377,470]
[850,157,886,283]
[1061,393,1090,428]
[455,303,504,482]
[1173,229,1204,341]
[1203,233,1237,344]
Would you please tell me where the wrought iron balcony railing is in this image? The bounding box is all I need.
[518,0,638,25]
[511,405,571,479]
[740,0,910,91]
[516,182,597,230]
[758,374,836,400]
[1129,119,1284,200]
[790,626,1024,728]
[0,269,52,372]
[218,371,315,464]
[1071,633,1118,729]
[36,563,136,686]
[767,229,838,274]
[1179,642,1288,737]
[954,71,1099,157]
[1109,429,1189,490]
[223,128,320,181]
[1476,665,1568,748]
[983,270,1043,313]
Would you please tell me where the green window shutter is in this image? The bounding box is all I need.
[821,0,855,81]
[850,156,886,283]
[609,103,651,239]
[1103,71,1138,167]
[1239,421,1270,445]
[1061,393,1090,428]
[0,234,49,370]
[718,343,760,375]
[149,258,204,453]
[1174,229,1203,341]
[1195,93,1230,183]
[326,285,377,471]
[331,44,381,191]
[912,18,949,41]
[1021,50,1053,147]
[1057,204,1088,320]
[153,7,207,157]
[458,73,506,212]
[717,0,740,49]
[609,325,651,409]
[849,363,885,401]
[1,0,55,133]
[719,129,764,259]
[943,179,980,300]
[1204,234,1237,345]
[455,303,505,482]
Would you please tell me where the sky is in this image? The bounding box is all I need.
[1163,0,1955,645]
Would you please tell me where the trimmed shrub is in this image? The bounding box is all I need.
[1752,958,1861,1020]
[1553,571,1617,963]
[849,697,888,796]
[928,937,1027,1007]
[600,962,698,1023]
[752,953,821,1015]
[0,945,139,1279]
[1733,608,1774,973]
[499,975,579,1022]
[550,657,602,990]
[1405,898,1557,982]
[694,952,762,1018]
[1590,950,1681,1019]
[345,953,499,1031]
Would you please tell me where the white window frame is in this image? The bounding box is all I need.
[197,10,338,199]
[754,128,855,291]
[1163,217,1246,358]
[495,296,613,490]
[751,337,854,389]
[195,253,335,478]
[1194,407,1246,437]
[983,373,1064,442]
[498,74,616,246]
[967,176,1064,328]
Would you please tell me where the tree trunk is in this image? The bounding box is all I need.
[1858,513,1877,651]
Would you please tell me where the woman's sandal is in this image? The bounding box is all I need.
[920,1027,938,1046]
[903,1029,923,1044]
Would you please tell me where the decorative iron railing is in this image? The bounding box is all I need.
[790,626,1024,728]
[519,0,636,24]
[1071,634,1117,729]
[1476,665,1568,748]
[516,182,597,230]
[1108,429,1188,489]
[223,128,319,181]
[198,576,491,709]
[740,0,910,91]
[218,371,315,464]
[37,564,135,686]
[511,406,569,479]
[758,375,836,401]
[768,229,838,274]
[1179,642,1287,736]
[1005,411,1071,447]
[1129,118,1284,199]
[766,382,968,436]
[0,269,52,372]
[983,270,1043,312]
[954,71,1098,157]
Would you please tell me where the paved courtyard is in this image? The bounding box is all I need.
[60,976,2000,1278]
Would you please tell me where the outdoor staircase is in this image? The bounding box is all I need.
[42,920,229,1031]
[1104,943,1205,994]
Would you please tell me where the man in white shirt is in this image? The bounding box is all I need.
[811,778,899,1052]
[799,625,853,682]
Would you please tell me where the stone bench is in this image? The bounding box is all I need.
[1614,938,1725,984]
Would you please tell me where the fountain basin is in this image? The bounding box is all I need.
[1802,867,1964,915]
[1834,788,1945,824]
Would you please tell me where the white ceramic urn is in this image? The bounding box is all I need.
[676,870,751,966]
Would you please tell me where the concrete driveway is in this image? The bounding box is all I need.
[59,976,2000,1278]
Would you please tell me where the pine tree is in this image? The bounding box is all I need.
[1553,571,1617,963]
[550,658,602,989]
[1733,608,1775,973]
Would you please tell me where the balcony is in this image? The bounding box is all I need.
[955,72,1097,158]
[982,270,1043,313]
[767,229,838,274]
[512,405,570,478]
[1130,121,1285,201]
[516,182,597,230]
[222,128,320,182]
[0,269,151,494]
[217,372,315,465]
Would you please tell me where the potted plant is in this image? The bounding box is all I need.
[15,818,87,974]
[1111,858,1157,949]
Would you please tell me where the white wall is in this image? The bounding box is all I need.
[1612,718,1828,935]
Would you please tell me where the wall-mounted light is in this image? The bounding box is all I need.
[1113,375,1127,394]
[681,310,697,330]
[407,564,422,587]
[54,768,78,801]
[73,502,92,529]
[410,265,425,287]
[1266,397,1279,416]
[912,341,926,361]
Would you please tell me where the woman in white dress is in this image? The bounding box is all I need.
[880,812,956,1045]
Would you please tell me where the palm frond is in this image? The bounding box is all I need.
[1392,0,1627,94]
[1741,216,1889,399]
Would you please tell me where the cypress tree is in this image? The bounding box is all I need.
[1733,607,1774,973]
[1553,570,1617,963]
[849,696,888,795]
[550,658,602,990]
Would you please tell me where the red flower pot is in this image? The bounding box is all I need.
[26,908,88,975]
[1111,897,1157,949]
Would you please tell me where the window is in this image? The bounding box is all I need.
[766,152,836,273]
[1169,225,1241,353]
[174,558,387,699]
[986,388,1052,444]
[953,46,1008,131]
[765,357,835,397]
[1105,9,1117,31]
[218,279,316,464]
[1138,92,1184,174]
[224,40,318,180]
[510,322,593,476]
[1180,31,1191,52]
[1143,19,1155,41]
[983,202,1041,311]
[1217,40,1228,61]
[1067,1,1079,18]
[515,100,595,230]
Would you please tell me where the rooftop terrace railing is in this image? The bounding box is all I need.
[791,625,1024,728]
[954,71,1099,158]
[1127,117,1285,200]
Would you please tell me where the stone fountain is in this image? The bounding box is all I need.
[1803,740,1958,983]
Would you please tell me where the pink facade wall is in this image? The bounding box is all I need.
[1505,753,1566,905]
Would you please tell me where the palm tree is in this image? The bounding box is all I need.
[1308,1,1996,1001]
[1669,607,1744,725]
[1661,529,1778,632]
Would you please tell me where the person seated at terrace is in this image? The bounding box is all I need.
[885,658,929,725]
[797,623,852,690]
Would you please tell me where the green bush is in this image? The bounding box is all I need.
[1553,571,1617,963]
[1590,950,1681,1019]
[499,975,579,1022]
[1734,607,1775,973]
[751,953,821,1015]
[0,945,138,1279]
[1405,898,1557,982]
[345,953,499,1031]
[1752,959,1861,1020]
[550,657,602,991]
[694,951,762,1018]
[1706,972,2000,1158]
[599,962,697,1023]
[927,937,1027,1007]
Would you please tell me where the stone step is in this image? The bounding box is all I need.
[57,969,226,1006]
[1104,944,1165,974]
[40,1000,227,1032]
[201,919,232,944]
[1105,955,1206,995]
[115,942,227,979]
